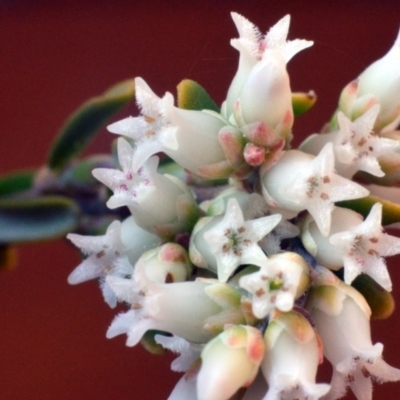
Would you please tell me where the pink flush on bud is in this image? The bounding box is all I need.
[244,143,266,166]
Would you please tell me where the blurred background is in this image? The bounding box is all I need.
[1,0,400,398]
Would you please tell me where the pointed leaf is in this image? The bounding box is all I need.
[48,79,135,172]
[352,274,395,319]
[292,91,316,116]
[0,170,35,197]
[0,196,79,243]
[140,330,167,355]
[177,79,220,112]
[337,195,400,226]
[0,244,18,271]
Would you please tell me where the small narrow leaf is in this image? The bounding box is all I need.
[337,195,400,226]
[352,274,395,319]
[292,91,317,116]
[0,196,79,243]
[0,170,35,197]
[177,79,220,112]
[48,79,135,172]
[0,244,18,271]
[140,330,168,355]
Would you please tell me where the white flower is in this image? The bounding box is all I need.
[197,325,265,400]
[108,77,228,177]
[67,220,124,285]
[335,105,398,177]
[261,310,330,400]
[92,138,159,209]
[202,198,281,282]
[261,143,369,236]
[329,202,400,290]
[306,275,400,400]
[155,334,203,372]
[106,278,247,346]
[300,105,399,178]
[357,28,400,132]
[93,139,199,239]
[67,220,133,308]
[300,207,363,271]
[239,252,310,319]
[107,77,178,173]
[226,13,313,124]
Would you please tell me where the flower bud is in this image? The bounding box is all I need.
[197,325,265,400]
[133,243,192,287]
[357,29,400,132]
[336,29,400,133]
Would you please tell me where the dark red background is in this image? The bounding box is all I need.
[1,1,400,399]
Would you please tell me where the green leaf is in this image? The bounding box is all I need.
[177,79,220,112]
[0,196,79,243]
[292,91,317,117]
[0,170,35,197]
[140,330,168,355]
[352,274,395,319]
[337,194,400,226]
[47,79,135,172]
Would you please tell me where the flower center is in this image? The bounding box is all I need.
[222,227,250,256]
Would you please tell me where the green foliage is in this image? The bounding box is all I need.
[140,330,168,355]
[0,170,35,197]
[337,194,400,226]
[352,274,395,319]
[47,79,135,172]
[177,79,220,112]
[0,196,79,243]
[291,91,317,117]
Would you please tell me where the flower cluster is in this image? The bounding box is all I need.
[68,12,400,400]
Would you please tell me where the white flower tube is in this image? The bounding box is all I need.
[225,12,313,137]
[306,274,400,400]
[236,51,294,138]
[108,77,228,177]
[106,278,248,346]
[261,310,330,400]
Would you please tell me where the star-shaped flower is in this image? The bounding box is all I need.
[67,221,133,307]
[67,220,124,285]
[92,137,156,209]
[155,334,203,372]
[335,105,399,177]
[230,12,313,64]
[239,252,309,319]
[244,193,299,255]
[285,143,369,236]
[203,198,281,282]
[107,77,178,173]
[329,202,400,290]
